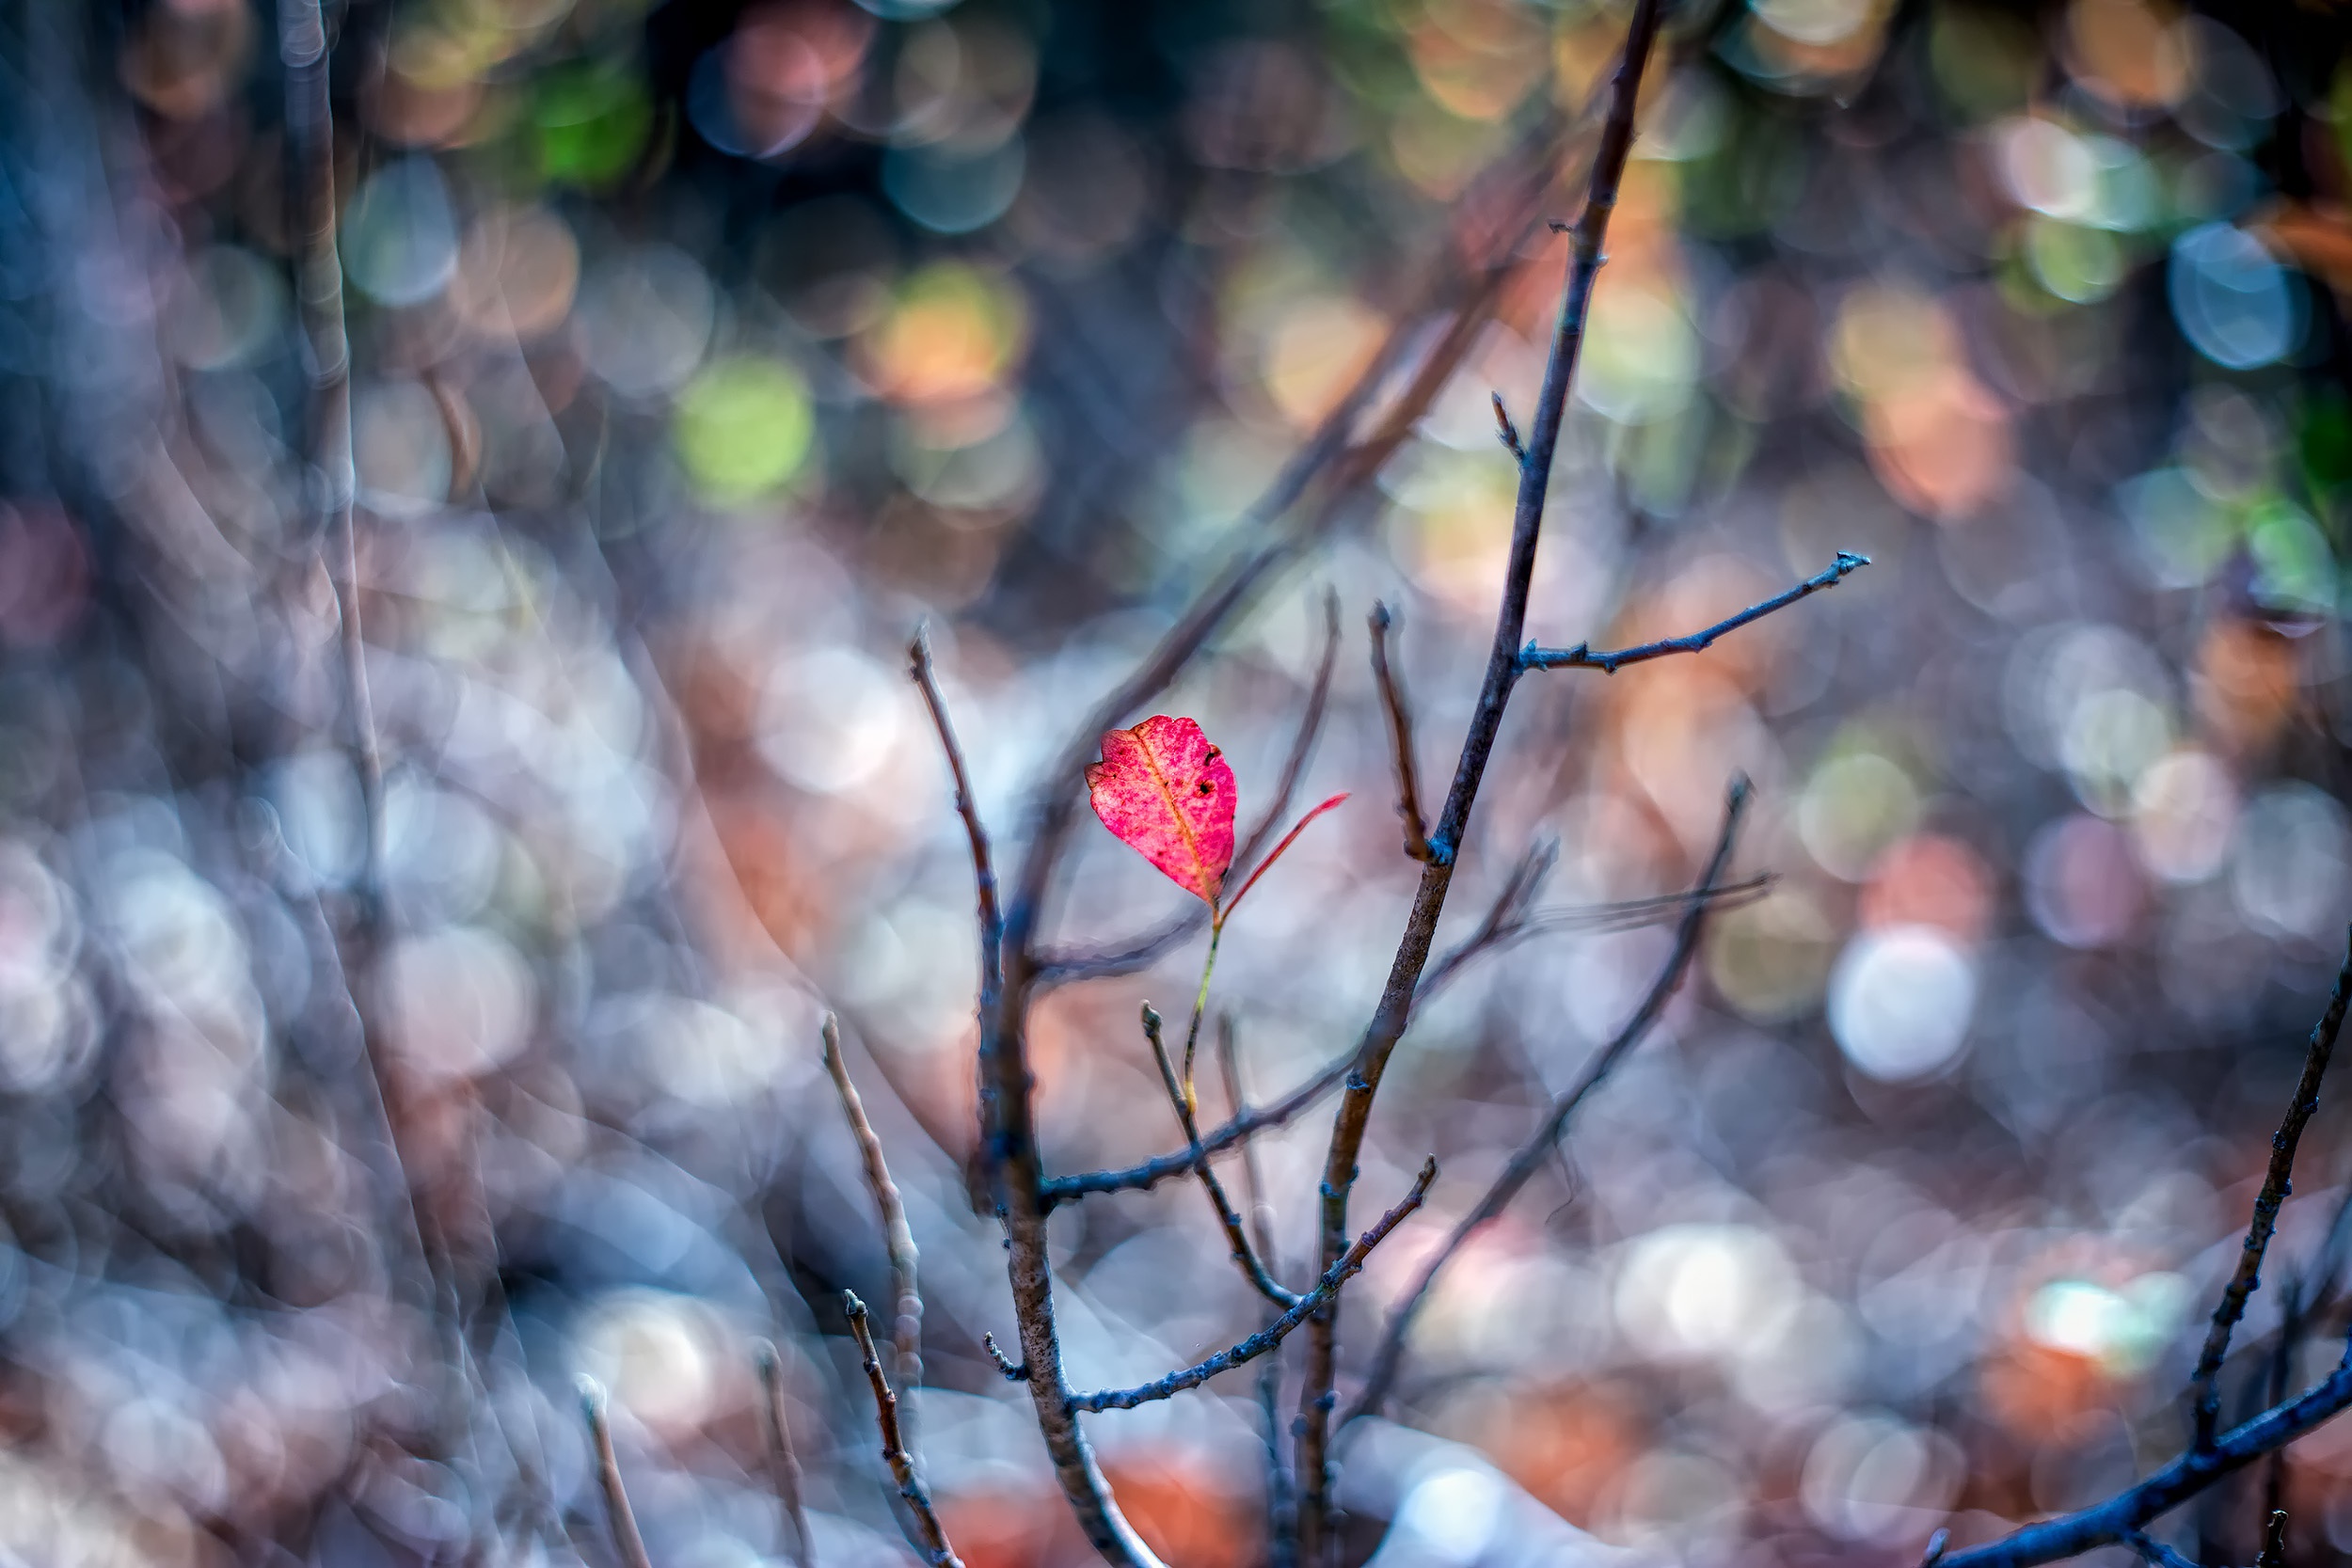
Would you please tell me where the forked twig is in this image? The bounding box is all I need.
[821,1016,924,1395]
[753,1340,815,1568]
[1141,1003,1298,1308]
[2190,945,2352,1446]
[1519,552,1870,673]
[1343,779,1749,1431]
[1369,603,1435,863]
[845,1293,964,1568]
[579,1378,654,1568]
[1068,1159,1437,1413]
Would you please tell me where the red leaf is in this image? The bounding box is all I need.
[1221,792,1348,921]
[1087,716,1237,906]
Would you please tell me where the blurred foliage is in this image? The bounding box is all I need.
[8,0,2352,1563]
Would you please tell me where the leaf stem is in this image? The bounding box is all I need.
[1182,921,1225,1109]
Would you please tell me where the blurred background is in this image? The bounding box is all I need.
[6,0,2352,1563]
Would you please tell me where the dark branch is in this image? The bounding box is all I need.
[1068,1159,1436,1414]
[753,1340,815,1568]
[2256,1510,2289,1568]
[1341,778,1749,1432]
[1938,1347,2352,1568]
[1033,588,1343,986]
[845,1293,964,1568]
[1141,1002,1299,1309]
[579,1378,654,1568]
[1369,603,1436,863]
[1041,1046,1359,1207]
[823,1015,925,1393]
[2190,939,2352,1447]
[1520,552,1870,674]
[1293,15,1673,1544]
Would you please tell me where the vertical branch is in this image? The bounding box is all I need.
[579,1378,655,1568]
[1368,604,1433,863]
[1219,1016,1295,1568]
[754,1340,816,1568]
[2189,941,2352,1448]
[845,1294,965,1568]
[822,1016,925,1396]
[1293,1,1669,1554]
[908,629,1003,999]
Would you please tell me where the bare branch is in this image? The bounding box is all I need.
[2256,1510,2289,1568]
[1041,1046,1359,1207]
[753,1340,815,1568]
[1342,778,1749,1432]
[1369,603,1435,863]
[983,1333,1025,1381]
[908,628,1003,1000]
[822,1015,924,1394]
[1218,1015,1296,1566]
[844,1294,964,1568]
[1141,1003,1299,1309]
[1034,588,1343,986]
[1295,9,1675,1546]
[2190,940,2352,1446]
[579,1378,654,1568]
[1068,1159,1437,1414]
[1519,552,1870,674]
[1937,1348,2352,1568]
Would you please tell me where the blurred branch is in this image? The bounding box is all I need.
[1040,1046,1358,1207]
[1519,552,1870,673]
[1341,778,1749,1432]
[1295,7,1671,1549]
[753,1340,815,1568]
[2189,943,2352,1447]
[822,1016,925,1395]
[1067,1158,1436,1414]
[909,628,1003,1019]
[845,1293,964,1568]
[1141,1003,1299,1309]
[1369,603,1435,863]
[2122,1532,2206,1568]
[579,1379,654,1568]
[1218,1016,1297,1567]
[1034,587,1343,986]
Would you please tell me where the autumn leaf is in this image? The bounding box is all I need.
[1087,716,1237,906]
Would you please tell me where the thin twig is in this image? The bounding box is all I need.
[1068,1159,1436,1414]
[1294,5,1672,1549]
[2190,940,2352,1448]
[1369,603,1435,863]
[1034,588,1343,986]
[983,1333,1025,1381]
[1041,1047,1359,1207]
[909,628,1003,1005]
[579,1378,654,1568]
[1142,1003,1299,1308]
[1341,778,1749,1432]
[822,1015,924,1395]
[1218,1016,1296,1568]
[753,1340,815,1568]
[1519,552,1870,673]
[844,1294,964,1568]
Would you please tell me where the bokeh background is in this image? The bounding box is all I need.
[7,0,2352,1563]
